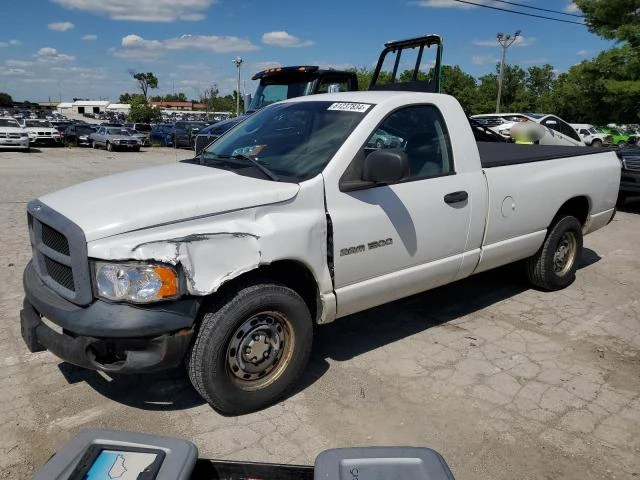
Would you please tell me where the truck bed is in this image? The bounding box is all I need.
[478,142,611,168]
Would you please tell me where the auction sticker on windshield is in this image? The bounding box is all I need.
[327,103,372,113]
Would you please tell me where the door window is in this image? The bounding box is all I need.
[363,105,454,180]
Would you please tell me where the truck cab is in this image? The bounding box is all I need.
[194,66,358,154]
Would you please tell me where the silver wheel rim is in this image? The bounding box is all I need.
[554,231,577,276]
[226,311,294,391]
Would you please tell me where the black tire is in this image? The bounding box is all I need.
[133,147,141,152]
[187,281,313,415]
[106,142,113,152]
[591,139,602,148]
[92,141,98,149]
[526,216,583,291]
[617,141,627,149]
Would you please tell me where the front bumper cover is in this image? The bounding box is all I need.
[21,261,201,373]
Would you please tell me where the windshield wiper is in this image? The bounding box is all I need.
[215,154,280,181]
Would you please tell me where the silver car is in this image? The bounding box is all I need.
[124,127,151,147]
[89,126,141,152]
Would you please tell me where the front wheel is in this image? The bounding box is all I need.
[591,139,602,148]
[106,142,113,152]
[525,216,583,291]
[187,282,313,415]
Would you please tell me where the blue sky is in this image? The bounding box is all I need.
[0,0,615,103]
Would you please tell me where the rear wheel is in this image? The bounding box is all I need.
[187,281,313,415]
[526,216,583,291]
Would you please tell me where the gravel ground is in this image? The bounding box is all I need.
[1,146,639,479]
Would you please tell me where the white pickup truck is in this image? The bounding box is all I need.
[20,90,620,415]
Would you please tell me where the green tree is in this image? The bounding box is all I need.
[575,0,640,51]
[440,65,477,114]
[0,92,13,107]
[119,92,146,104]
[129,71,159,99]
[149,93,188,102]
[199,85,220,111]
[127,95,161,123]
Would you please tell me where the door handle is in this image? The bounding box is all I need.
[444,191,468,204]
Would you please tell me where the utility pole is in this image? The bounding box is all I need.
[496,30,520,113]
[232,56,243,116]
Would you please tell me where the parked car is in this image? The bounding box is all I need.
[124,127,150,147]
[0,117,30,151]
[194,118,244,154]
[597,127,639,148]
[617,147,640,203]
[22,119,63,146]
[64,124,98,147]
[571,124,612,147]
[150,123,174,146]
[172,121,208,148]
[89,126,141,151]
[366,128,405,149]
[471,113,585,147]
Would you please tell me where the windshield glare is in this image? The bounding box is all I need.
[26,120,53,127]
[249,81,313,111]
[202,101,371,181]
[106,128,130,136]
[0,119,20,127]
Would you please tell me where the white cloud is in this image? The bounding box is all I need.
[577,49,589,56]
[52,0,217,22]
[82,34,98,41]
[5,60,33,67]
[48,22,75,31]
[51,66,107,80]
[564,2,580,13]
[262,31,315,48]
[33,47,76,63]
[472,55,498,65]
[0,39,21,47]
[0,67,29,76]
[112,33,259,60]
[473,35,536,47]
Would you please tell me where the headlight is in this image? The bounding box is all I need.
[113,139,121,144]
[94,262,179,303]
[21,132,29,138]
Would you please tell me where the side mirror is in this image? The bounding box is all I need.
[363,149,409,184]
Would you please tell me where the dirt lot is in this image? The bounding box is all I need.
[1,146,639,479]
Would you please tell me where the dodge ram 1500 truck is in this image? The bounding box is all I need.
[20,89,620,415]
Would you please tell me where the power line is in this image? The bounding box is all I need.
[489,0,584,18]
[451,0,586,25]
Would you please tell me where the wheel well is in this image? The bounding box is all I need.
[209,261,321,322]
[553,196,589,228]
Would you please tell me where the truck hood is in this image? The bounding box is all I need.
[38,163,300,242]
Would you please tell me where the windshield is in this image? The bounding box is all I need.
[588,127,598,134]
[248,80,313,111]
[0,118,20,127]
[201,100,372,181]
[25,120,53,128]
[106,128,130,136]
[77,126,96,134]
[134,123,151,132]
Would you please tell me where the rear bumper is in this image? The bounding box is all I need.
[21,261,200,373]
